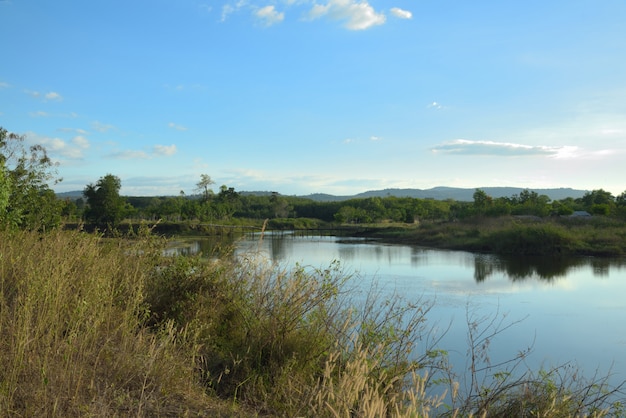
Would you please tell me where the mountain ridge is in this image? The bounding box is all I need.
[56,187,588,202]
[301,187,588,202]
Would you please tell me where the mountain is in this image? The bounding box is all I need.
[57,187,588,202]
[300,187,588,202]
[56,190,84,199]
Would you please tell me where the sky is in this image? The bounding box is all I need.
[1,0,626,197]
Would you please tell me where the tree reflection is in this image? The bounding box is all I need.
[473,254,626,283]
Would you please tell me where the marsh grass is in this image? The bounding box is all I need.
[0,229,234,416]
[1,228,624,416]
[362,216,626,256]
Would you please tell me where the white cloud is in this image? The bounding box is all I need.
[92,121,115,132]
[255,5,284,26]
[370,135,382,141]
[0,81,9,88]
[110,150,150,160]
[109,144,177,160]
[44,91,63,101]
[72,136,90,149]
[221,0,248,21]
[24,90,63,101]
[25,132,87,160]
[58,127,89,135]
[153,144,177,156]
[427,101,443,109]
[431,139,579,158]
[168,122,188,131]
[390,7,411,19]
[29,111,49,117]
[307,0,386,30]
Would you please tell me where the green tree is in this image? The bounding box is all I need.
[473,189,492,214]
[580,189,615,215]
[83,174,127,227]
[195,174,215,202]
[0,127,62,230]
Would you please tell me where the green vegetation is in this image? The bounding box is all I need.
[83,174,130,228]
[0,127,63,231]
[1,229,624,416]
[2,127,626,415]
[358,216,626,257]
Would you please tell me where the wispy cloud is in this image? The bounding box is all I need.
[73,136,90,149]
[431,139,580,158]
[92,121,115,133]
[153,144,177,156]
[58,127,89,135]
[29,111,49,117]
[307,0,385,30]
[427,101,444,110]
[168,122,188,131]
[221,1,248,22]
[0,81,9,89]
[390,7,412,19]
[45,91,63,101]
[25,132,89,160]
[370,135,382,141]
[255,5,284,26]
[218,0,402,30]
[109,144,178,160]
[24,90,63,101]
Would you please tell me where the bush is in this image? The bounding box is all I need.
[480,223,579,255]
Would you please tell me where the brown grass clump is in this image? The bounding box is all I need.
[0,229,240,416]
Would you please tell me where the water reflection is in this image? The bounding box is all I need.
[164,234,239,257]
[473,254,626,282]
[168,233,626,284]
[165,233,626,390]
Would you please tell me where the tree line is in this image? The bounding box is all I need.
[3,126,626,232]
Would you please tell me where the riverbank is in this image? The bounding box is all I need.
[348,216,626,257]
[65,214,626,257]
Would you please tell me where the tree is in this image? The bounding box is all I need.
[580,189,615,215]
[195,174,215,202]
[83,174,127,227]
[0,127,62,230]
[472,189,492,213]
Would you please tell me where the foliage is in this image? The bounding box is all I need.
[83,174,129,228]
[196,173,215,202]
[0,127,62,230]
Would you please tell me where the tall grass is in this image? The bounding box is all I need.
[0,229,230,416]
[1,228,624,416]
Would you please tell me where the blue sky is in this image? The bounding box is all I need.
[1,0,626,197]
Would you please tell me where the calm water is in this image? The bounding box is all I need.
[171,232,626,386]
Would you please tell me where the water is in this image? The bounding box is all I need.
[170,232,626,388]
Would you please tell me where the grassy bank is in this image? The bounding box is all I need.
[1,228,624,416]
[354,216,626,257]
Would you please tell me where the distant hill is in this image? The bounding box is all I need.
[300,187,588,202]
[57,187,588,202]
[56,190,84,199]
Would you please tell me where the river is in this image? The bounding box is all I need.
[169,231,626,389]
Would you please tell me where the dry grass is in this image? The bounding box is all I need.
[1,228,624,417]
[0,229,243,416]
